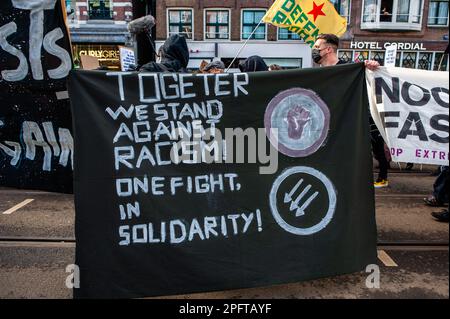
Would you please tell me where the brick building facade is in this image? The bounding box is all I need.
[154,0,449,70]
[338,0,449,70]
[66,0,134,70]
[66,0,449,71]
[154,0,312,70]
[155,0,279,41]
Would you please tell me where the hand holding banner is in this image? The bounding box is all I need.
[69,64,377,298]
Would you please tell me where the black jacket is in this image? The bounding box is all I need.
[239,56,268,72]
[140,34,189,73]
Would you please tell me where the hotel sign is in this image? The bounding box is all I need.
[350,42,427,51]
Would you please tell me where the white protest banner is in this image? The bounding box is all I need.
[366,67,449,166]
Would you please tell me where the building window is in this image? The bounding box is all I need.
[338,49,450,70]
[396,0,408,22]
[370,51,386,65]
[428,0,449,25]
[338,50,353,63]
[362,0,423,30]
[88,0,112,20]
[263,58,303,69]
[205,10,230,40]
[401,52,417,68]
[363,0,379,22]
[278,28,301,40]
[330,0,351,23]
[168,9,193,39]
[381,0,394,21]
[66,0,73,13]
[434,52,449,70]
[395,52,402,66]
[242,10,267,40]
[417,52,433,69]
[354,51,369,62]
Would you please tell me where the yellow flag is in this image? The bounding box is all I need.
[263,0,347,47]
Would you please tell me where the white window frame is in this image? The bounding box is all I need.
[360,0,424,31]
[87,0,114,20]
[329,0,352,24]
[203,8,232,41]
[263,57,303,69]
[276,27,304,42]
[431,51,450,70]
[427,0,449,27]
[166,7,194,40]
[415,51,434,69]
[337,49,449,71]
[240,8,268,41]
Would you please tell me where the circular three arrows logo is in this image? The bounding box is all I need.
[269,166,337,236]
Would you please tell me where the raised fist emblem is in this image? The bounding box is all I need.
[265,88,330,158]
[285,106,311,140]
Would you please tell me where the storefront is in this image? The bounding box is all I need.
[72,44,121,70]
[155,41,309,72]
[338,40,449,71]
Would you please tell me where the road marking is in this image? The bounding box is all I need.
[378,250,398,267]
[0,241,75,248]
[376,194,426,198]
[2,199,34,215]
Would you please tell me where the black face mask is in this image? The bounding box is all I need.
[312,49,323,64]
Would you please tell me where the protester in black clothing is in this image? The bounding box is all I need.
[313,34,388,187]
[140,34,189,73]
[425,166,449,222]
[430,166,449,206]
[370,117,390,187]
[312,34,380,70]
[432,208,449,222]
[201,60,226,74]
[239,56,268,72]
[312,34,341,66]
[425,166,449,206]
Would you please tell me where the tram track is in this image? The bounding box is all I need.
[0,236,447,251]
[0,171,439,195]
[1,178,447,251]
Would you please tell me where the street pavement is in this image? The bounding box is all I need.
[0,166,448,299]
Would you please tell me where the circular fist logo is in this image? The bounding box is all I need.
[265,88,330,158]
[287,105,311,140]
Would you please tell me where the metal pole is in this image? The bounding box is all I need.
[438,54,445,71]
[225,19,264,72]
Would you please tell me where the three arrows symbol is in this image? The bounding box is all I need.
[284,179,319,217]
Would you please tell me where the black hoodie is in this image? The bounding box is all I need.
[239,56,268,72]
[140,34,190,73]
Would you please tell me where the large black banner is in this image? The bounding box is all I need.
[0,0,73,193]
[69,63,377,298]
